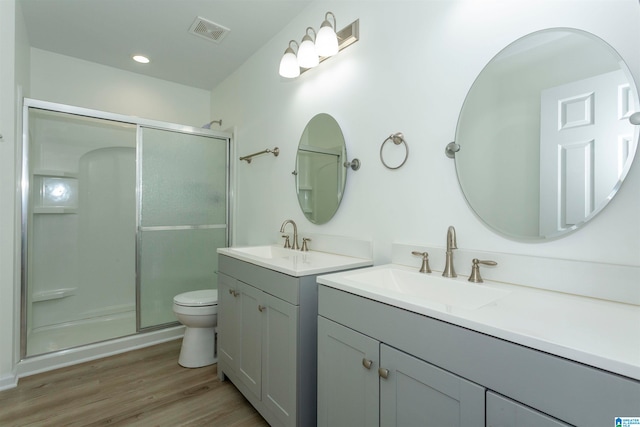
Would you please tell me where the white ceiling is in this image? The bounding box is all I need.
[20,0,313,90]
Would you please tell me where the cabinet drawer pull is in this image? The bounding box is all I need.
[378,368,389,379]
[258,305,266,312]
[362,358,373,369]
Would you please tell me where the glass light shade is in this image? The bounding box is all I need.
[316,24,338,57]
[279,49,300,78]
[297,36,319,68]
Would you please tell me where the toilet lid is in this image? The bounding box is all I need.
[173,289,218,306]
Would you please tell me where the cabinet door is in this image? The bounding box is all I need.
[262,292,299,427]
[317,317,380,427]
[379,344,485,427]
[486,391,571,427]
[218,273,240,371]
[237,281,263,400]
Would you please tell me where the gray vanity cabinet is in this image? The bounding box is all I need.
[226,279,299,408]
[318,316,485,427]
[486,392,570,427]
[218,272,240,372]
[317,316,380,427]
[379,344,484,426]
[318,284,640,427]
[217,254,325,427]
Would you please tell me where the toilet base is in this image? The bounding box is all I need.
[179,326,217,368]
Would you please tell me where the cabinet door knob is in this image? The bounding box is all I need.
[258,305,266,312]
[362,358,373,369]
[378,368,389,379]
[228,289,239,297]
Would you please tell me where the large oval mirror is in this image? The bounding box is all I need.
[454,28,639,240]
[295,113,347,224]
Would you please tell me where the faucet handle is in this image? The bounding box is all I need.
[282,235,291,249]
[411,251,431,274]
[301,237,311,252]
[468,259,497,283]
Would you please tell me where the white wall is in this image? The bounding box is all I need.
[0,0,30,390]
[30,48,212,127]
[211,1,640,282]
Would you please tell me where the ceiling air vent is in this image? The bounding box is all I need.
[189,16,230,44]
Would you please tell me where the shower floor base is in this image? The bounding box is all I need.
[27,311,137,357]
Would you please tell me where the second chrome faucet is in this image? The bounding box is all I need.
[280,219,311,251]
[280,219,300,250]
[442,225,457,278]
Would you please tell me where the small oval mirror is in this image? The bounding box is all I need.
[454,28,639,240]
[295,113,347,224]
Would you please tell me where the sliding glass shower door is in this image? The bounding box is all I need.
[138,127,228,329]
[22,100,230,357]
[23,108,138,356]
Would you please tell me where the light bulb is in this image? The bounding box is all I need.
[279,48,300,78]
[316,19,338,57]
[132,55,150,64]
[297,28,319,68]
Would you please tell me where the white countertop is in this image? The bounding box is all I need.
[217,245,373,277]
[317,263,640,381]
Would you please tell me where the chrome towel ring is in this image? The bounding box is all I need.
[380,132,408,169]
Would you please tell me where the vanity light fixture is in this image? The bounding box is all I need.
[279,40,301,78]
[132,55,150,64]
[278,13,360,79]
[315,12,338,57]
[297,27,319,69]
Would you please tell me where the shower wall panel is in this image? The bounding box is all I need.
[25,108,137,355]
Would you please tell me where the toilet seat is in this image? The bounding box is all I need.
[173,289,218,307]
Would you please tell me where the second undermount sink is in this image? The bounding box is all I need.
[230,245,294,259]
[342,267,511,310]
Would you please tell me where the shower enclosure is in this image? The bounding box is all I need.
[21,99,230,358]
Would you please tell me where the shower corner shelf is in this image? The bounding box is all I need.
[33,169,78,179]
[32,287,77,302]
[33,207,78,214]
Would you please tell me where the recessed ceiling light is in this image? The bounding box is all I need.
[132,55,150,64]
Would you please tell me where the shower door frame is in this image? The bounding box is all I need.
[20,98,232,359]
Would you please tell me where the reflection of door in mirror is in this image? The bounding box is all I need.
[540,70,636,235]
[454,28,639,241]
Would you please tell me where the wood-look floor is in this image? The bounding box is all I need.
[0,340,269,427]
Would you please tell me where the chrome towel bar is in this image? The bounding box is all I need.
[240,147,279,163]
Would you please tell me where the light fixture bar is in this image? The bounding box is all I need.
[300,19,359,74]
[335,19,359,52]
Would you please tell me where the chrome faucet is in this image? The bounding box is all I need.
[279,219,300,250]
[443,226,457,277]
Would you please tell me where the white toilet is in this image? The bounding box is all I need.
[172,289,218,368]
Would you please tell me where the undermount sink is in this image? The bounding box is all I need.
[218,245,373,277]
[342,267,511,310]
[230,245,294,259]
